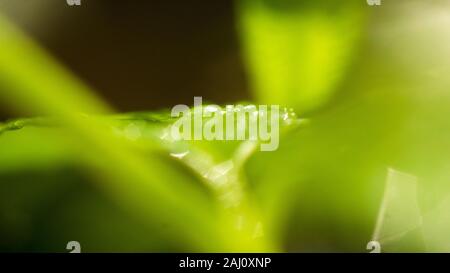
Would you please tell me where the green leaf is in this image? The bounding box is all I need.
[0,14,269,252]
[237,0,365,114]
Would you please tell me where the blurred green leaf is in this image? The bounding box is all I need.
[238,0,365,114]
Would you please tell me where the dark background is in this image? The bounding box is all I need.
[0,0,250,119]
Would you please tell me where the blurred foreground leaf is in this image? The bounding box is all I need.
[0,14,275,252]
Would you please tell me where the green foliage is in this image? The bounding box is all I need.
[1,1,450,252]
